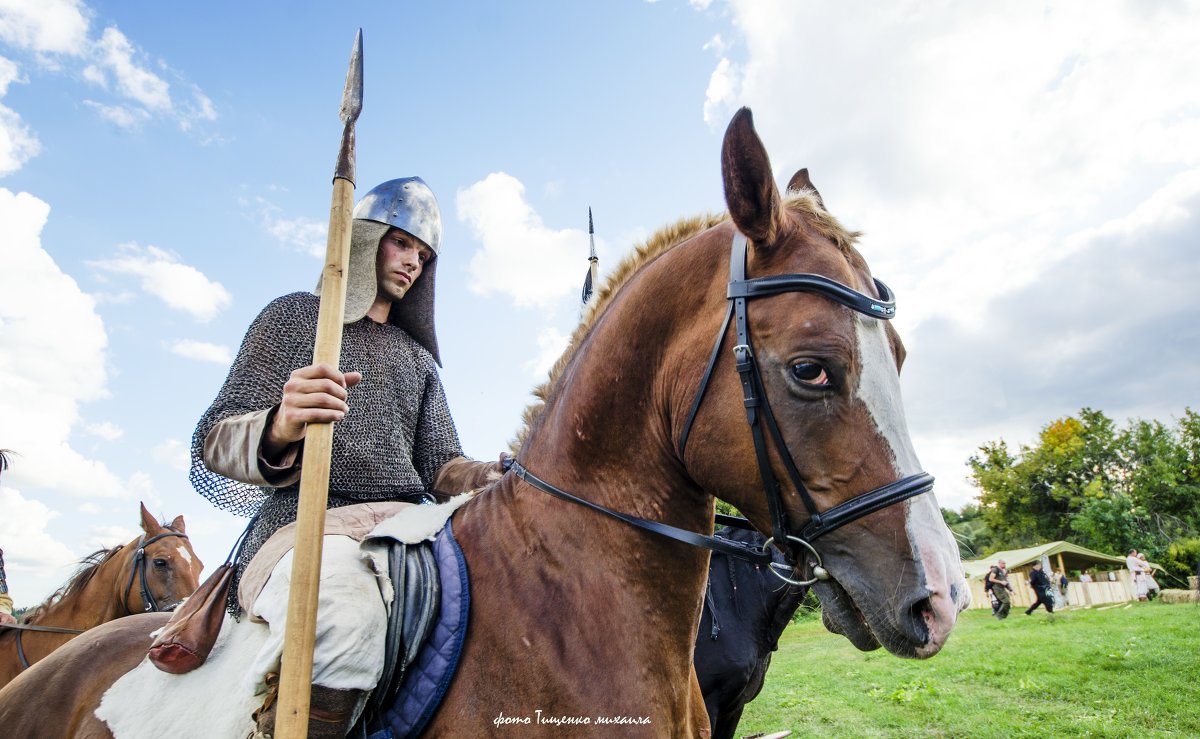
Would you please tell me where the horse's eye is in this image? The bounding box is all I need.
[791,361,829,386]
[153,558,169,569]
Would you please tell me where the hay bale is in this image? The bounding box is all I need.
[1188,575,1198,590]
[1157,589,1200,604]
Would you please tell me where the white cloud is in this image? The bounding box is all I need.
[81,63,104,86]
[457,172,593,311]
[151,439,190,472]
[0,101,39,175]
[168,338,232,365]
[0,486,82,601]
[178,86,217,131]
[0,55,21,93]
[703,56,740,125]
[89,243,232,322]
[84,421,123,441]
[0,55,41,176]
[525,327,571,380]
[90,26,169,111]
[0,0,91,55]
[82,98,148,129]
[125,470,159,508]
[83,523,137,552]
[702,34,729,55]
[0,3,216,132]
[245,194,327,257]
[0,187,126,499]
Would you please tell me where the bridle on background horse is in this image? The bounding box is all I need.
[2,529,190,670]
[510,231,935,587]
[122,529,191,614]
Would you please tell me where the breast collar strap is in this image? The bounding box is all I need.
[511,232,935,584]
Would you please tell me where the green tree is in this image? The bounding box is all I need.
[941,503,997,559]
[969,407,1199,560]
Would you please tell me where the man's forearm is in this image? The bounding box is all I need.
[203,408,303,487]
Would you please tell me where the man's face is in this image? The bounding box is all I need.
[376,228,432,303]
[999,561,1006,570]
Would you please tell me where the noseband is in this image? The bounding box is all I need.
[122,530,190,614]
[512,231,934,586]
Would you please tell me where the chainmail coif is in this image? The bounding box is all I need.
[189,291,463,609]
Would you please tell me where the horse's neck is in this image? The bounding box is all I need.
[457,394,714,663]
[31,554,129,628]
[457,235,726,661]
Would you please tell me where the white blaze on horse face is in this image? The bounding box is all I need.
[852,318,920,476]
[176,545,193,566]
[853,317,965,652]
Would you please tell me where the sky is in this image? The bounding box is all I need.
[1,0,1198,607]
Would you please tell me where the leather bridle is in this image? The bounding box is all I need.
[122,530,190,614]
[511,231,935,586]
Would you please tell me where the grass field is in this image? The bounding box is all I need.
[737,602,1200,738]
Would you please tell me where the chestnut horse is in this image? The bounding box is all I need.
[0,109,966,737]
[0,502,203,690]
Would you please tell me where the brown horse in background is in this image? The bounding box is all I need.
[0,109,966,737]
[0,502,203,690]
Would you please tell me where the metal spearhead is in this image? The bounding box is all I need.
[334,29,363,185]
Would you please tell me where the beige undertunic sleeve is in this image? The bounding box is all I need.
[202,407,303,488]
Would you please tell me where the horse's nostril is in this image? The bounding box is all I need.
[949,582,962,603]
[904,596,933,645]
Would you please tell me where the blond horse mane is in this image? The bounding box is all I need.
[509,192,859,453]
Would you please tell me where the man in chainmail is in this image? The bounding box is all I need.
[191,177,499,737]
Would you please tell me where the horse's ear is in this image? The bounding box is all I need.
[721,107,786,247]
[139,501,158,534]
[170,514,186,533]
[786,168,826,210]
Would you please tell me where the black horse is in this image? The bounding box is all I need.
[694,525,807,739]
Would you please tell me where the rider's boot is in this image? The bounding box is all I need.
[252,673,366,738]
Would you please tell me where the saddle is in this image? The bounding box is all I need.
[369,539,440,713]
[148,497,469,693]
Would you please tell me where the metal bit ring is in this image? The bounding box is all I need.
[763,535,830,586]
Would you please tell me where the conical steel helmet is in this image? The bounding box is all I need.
[352,176,442,254]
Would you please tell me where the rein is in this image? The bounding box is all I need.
[2,623,87,671]
[122,530,190,615]
[513,231,935,586]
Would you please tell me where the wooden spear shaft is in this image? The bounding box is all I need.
[275,30,362,739]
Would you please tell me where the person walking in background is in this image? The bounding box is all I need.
[1026,560,1055,615]
[987,559,1013,619]
[984,562,999,614]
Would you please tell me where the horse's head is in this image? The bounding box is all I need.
[119,503,204,614]
[680,109,967,658]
